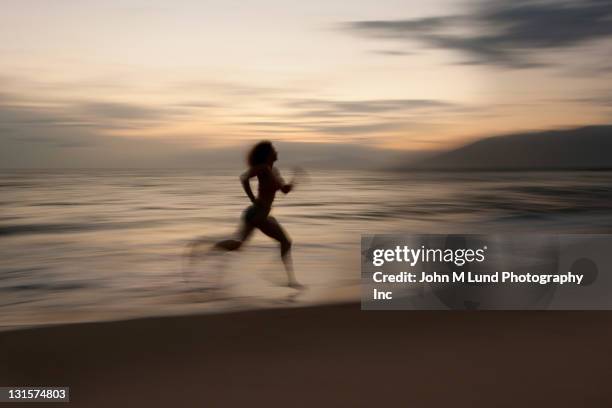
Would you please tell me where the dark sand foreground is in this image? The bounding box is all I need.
[2,303,612,407]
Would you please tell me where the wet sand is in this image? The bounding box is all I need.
[1,302,612,407]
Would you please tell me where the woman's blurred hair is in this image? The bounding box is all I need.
[247,141,274,167]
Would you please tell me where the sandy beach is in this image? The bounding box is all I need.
[2,302,612,407]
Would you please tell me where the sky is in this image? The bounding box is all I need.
[1,0,612,167]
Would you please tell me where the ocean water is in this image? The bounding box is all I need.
[1,169,612,329]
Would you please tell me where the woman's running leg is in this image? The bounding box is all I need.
[257,216,302,288]
[213,221,255,251]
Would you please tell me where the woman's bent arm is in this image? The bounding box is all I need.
[240,170,257,203]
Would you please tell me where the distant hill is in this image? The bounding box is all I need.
[406,125,612,171]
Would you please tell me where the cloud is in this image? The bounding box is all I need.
[301,121,406,135]
[0,91,211,168]
[571,95,612,107]
[77,102,172,121]
[370,50,415,56]
[0,75,206,128]
[0,97,212,168]
[285,98,455,117]
[172,80,292,98]
[344,0,612,68]
[0,101,82,129]
[237,119,406,136]
[173,101,216,109]
[0,100,107,151]
[0,95,192,131]
[235,97,457,139]
[228,97,465,142]
[0,94,405,169]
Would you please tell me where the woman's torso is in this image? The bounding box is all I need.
[255,166,282,211]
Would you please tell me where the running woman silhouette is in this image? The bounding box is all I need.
[211,141,303,289]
